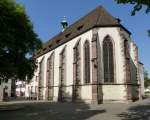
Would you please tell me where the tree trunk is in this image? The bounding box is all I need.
[11,79,16,98]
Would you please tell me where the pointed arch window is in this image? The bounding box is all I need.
[39,57,45,87]
[84,40,90,83]
[124,40,131,83]
[74,41,81,84]
[46,52,54,100]
[72,39,81,100]
[58,47,66,101]
[124,40,130,59]
[103,36,114,83]
[39,57,45,99]
[60,47,66,85]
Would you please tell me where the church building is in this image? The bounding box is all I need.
[33,6,143,104]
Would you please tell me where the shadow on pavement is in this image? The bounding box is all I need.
[0,102,106,120]
[118,101,150,120]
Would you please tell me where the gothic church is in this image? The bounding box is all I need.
[33,6,143,104]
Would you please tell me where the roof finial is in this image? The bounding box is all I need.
[61,16,68,32]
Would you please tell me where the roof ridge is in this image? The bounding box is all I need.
[99,6,118,22]
[59,6,103,32]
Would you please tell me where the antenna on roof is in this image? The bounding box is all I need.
[61,16,68,32]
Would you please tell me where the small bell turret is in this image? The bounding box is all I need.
[61,16,68,32]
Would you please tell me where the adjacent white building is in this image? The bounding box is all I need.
[0,80,12,102]
[16,81,26,97]
[24,80,38,99]
[30,6,144,104]
[15,80,38,100]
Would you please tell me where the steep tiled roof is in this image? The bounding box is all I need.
[34,6,131,58]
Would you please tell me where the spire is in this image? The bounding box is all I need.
[61,16,68,32]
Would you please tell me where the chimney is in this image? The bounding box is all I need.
[61,16,68,32]
[116,17,121,23]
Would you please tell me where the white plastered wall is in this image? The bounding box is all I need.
[34,27,138,102]
[36,30,93,101]
[97,27,127,101]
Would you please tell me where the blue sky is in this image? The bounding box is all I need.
[16,0,150,75]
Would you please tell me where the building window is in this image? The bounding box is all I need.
[74,40,81,84]
[35,86,38,96]
[60,47,66,85]
[58,47,66,101]
[84,40,90,83]
[47,52,54,100]
[124,40,130,59]
[31,86,34,94]
[5,79,8,83]
[124,40,131,83]
[35,76,38,82]
[39,57,45,99]
[39,57,45,85]
[103,36,114,83]
[72,39,81,100]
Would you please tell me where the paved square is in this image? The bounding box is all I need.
[0,98,150,120]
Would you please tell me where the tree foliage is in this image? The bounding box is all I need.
[0,0,42,82]
[115,0,150,36]
[144,70,150,88]
[115,0,150,15]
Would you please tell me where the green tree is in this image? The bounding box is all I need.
[114,0,150,36]
[115,0,150,15]
[0,0,42,84]
[144,70,150,88]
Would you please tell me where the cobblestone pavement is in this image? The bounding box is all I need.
[0,98,150,120]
